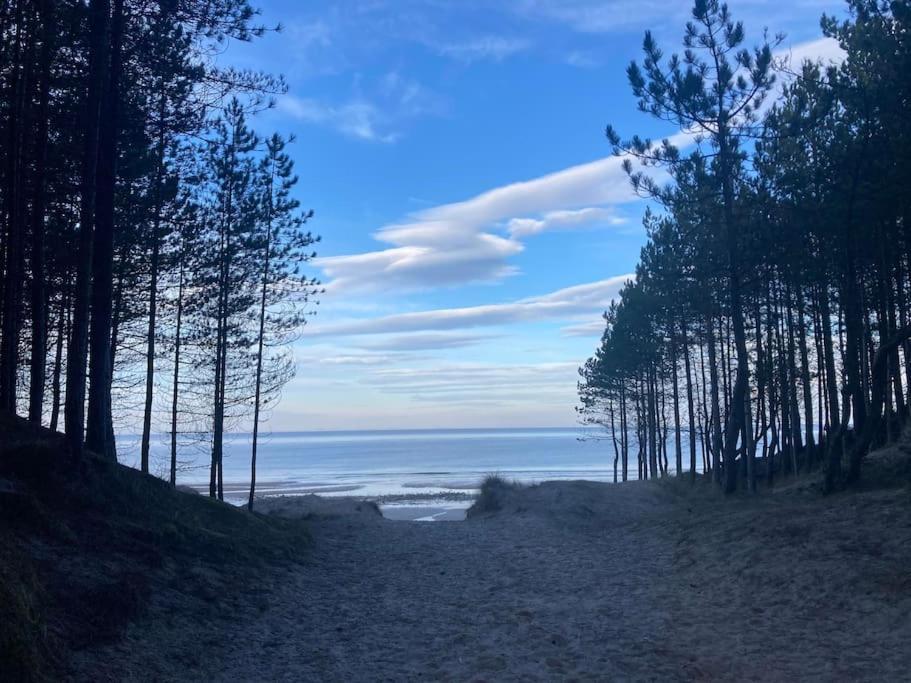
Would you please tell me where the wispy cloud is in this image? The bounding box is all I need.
[564,50,600,68]
[362,361,579,399]
[278,71,446,143]
[434,36,531,62]
[281,96,397,142]
[507,207,626,238]
[560,318,607,337]
[312,35,841,293]
[317,152,647,291]
[513,0,687,34]
[780,36,845,69]
[354,332,499,351]
[512,0,841,37]
[306,276,630,338]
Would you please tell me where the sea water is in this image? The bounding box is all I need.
[116,427,625,505]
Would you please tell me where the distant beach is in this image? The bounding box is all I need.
[115,428,623,518]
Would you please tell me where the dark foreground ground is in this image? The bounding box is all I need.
[2,415,910,681]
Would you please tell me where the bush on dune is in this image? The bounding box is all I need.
[467,475,522,518]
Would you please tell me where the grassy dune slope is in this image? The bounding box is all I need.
[0,414,308,681]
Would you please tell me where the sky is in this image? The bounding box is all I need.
[225,0,847,431]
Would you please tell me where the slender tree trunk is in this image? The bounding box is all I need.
[249,211,273,511]
[49,294,67,432]
[682,317,697,481]
[842,169,867,439]
[169,255,185,486]
[784,281,803,472]
[27,0,55,423]
[754,298,769,464]
[795,281,815,464]
[85,0,124,460]
[620,383,629,482]
[669,318,682,476]
[608,400,619,484]
[706,314,723,484]
[847,327,911,483]
[717,122,750,494]
[648,367,658,479]
[65,0,111,458]
[0,0,28,413]
[820,288,840,431]
[698,334,710,473]
[140,127,166,474]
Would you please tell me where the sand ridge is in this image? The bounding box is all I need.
[76,478,911,681]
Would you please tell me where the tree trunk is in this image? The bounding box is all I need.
[85,0,124,460]
[682,317,697,482]
[65,0,111,458]
[27,0,55,423]
[846,326,911,484]
[795,281,816,464]
[0,0,28,413]
[620,383,629,482]
[169,254,184,486]
[706,314,723,484]
[49,294,67,433]
[249,210,273,511]
[140,130,166,474]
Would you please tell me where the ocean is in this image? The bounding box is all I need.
[116,427,622,506]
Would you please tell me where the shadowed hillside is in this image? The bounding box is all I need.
[0,415,308,681]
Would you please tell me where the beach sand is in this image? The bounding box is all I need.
[74,456,911,681]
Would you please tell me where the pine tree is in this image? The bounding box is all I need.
[247,133,320,510]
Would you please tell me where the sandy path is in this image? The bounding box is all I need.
[91,481,911,682]
[210,502,673,681]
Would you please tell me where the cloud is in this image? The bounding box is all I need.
[306,276,630,338]
[278,71,445,143]
[316,150,650,292]
[514,0,687,34]
[780,36,845,69]
[435,36,531,62]
[308,34,841,296]
[506,207,626,238]
[361,361,580,400]
[317,238,521,292]
[315,353,407,366]
[564,50,600,68]
[287,19,333,50]
[355,332,498,351]
[560,319,607,337]
[512,0,842,37]
[280,96,397,142]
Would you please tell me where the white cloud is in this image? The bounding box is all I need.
[309,33,841,293]
[306,275,630,338]
[514,0,687,34]
[278,71,445,143]
[513,0,843,37]
[780,36,845,69]
[560,318,607,337]
[317,238,521,292]
[281,96,397,142]
[564,50,600,68]
[435,36,531,62]
[355,332,498,351]
[507,207,626,238]
[362,361,579,398]
[316,152,648,292]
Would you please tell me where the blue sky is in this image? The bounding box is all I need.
[227,0,846,431]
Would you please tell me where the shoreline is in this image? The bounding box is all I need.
[251,490,478,521]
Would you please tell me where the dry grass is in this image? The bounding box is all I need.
[0,414,308,680]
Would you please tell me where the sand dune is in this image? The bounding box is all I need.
[74,466,911,682]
